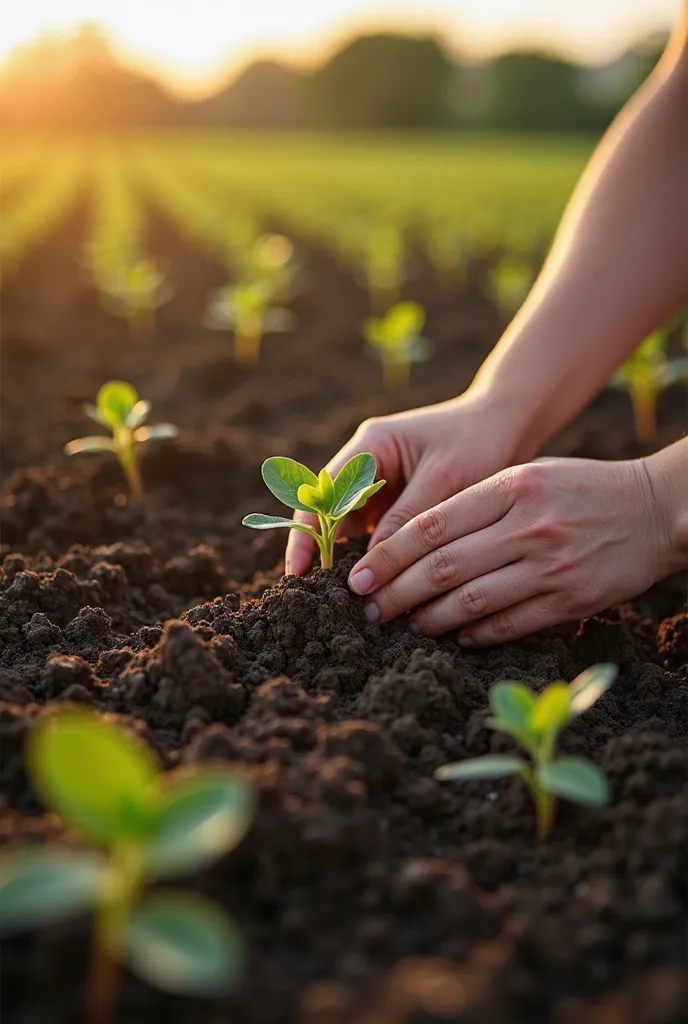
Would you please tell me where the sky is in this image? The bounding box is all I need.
[0,0,679,96]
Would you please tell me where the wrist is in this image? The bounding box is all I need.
[639,446,688,575]
[463,372,548,465]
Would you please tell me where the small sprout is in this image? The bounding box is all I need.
[64,381,178,500]
[485,254,533,317]
[0,708,255,1024]
[435,664,618,842]
[243,453,386,570]
[205,280,295,366]
[95,254,172,338]
[364,224,406,313]
[241,233,304,305]
[363,301,431,391]
[611,331,688,443]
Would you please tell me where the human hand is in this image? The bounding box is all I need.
[346,456,675,646]
[284,392,519,575]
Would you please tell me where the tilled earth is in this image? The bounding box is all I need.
[1,190,687,1024]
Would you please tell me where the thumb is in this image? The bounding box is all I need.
[367,465,456,549]
[285,510,319,576]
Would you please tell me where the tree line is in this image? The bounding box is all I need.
[0,25,664,132]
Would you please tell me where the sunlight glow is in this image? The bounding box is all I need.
[0,0,679,95]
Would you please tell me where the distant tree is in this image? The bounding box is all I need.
[310,33,453,129]
[191,61,306,128]
[482,51,598,132]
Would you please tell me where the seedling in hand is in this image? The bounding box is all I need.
[64,381,178,500]
[205,280,295,365]
[0,708,255,1024]
[243,454,385,569]
[436,664,617,842]
[611,331,688,443]
[363,301,431,391]
[485,253,533,317]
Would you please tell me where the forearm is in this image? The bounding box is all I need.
[471,34,688,460]
[643,437,688,575]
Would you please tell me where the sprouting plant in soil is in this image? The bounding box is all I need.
[611,331,688,443]
[205,280,295,365]
[0,708,255,1024]
[240,233,304,306]
[484,253,533,317]
[96,255,172,339]
[436,664,617,842]
[64,381,178,500]
[363,301,431,391]
[243,453,386,569]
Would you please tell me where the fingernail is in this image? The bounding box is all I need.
[349,567,375,595]
[458,636,475,648]
[409,621,421,635]
[363,602,380,623]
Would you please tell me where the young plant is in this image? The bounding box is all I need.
[363,301,431,391]
[242,453,385,570]
[205,280,295,366]
[97,256,172,339]
[0,708,255,1024]
[363,224,406,313]
[241,233,303,306]
[611,331,688,443]
[435,664,618,842]
[484,253,533,318]
[64,381,178,500]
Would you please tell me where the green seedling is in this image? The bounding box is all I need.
[485,253,533,317]
[97,256,172,338]
[241,233,304,306]
[64,381,178,500]
[363,301,431,391]
[0,708,255,1024]
[436,664,617,842]
[364,224,406,313]
[205,280,295,366]
[611,331,688,443]
[243,453,385,569]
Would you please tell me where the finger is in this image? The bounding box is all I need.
[457,595,569,648]
[409,563,543,636]
[364,522,523,623]
[349,475,513,598]
[367,465,456,548]
[285,510,320,575]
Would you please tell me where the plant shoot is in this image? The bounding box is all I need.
[436,664,617,842]
[363,301,431,391]
[0,708,255,1024]
[64,381,178,499]
[611,331,688,443]
[243,454,386,569]
[205,281,295,365]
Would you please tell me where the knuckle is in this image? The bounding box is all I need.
[373,539,398,576]
[413,506,448,549]
[357,417,387,444]
[426,462,459,495]
[507,463,547,502]
[458,581,489,618]
[383,503,417,533]
[527,513,564,546]
[491,609,520,642]
[426,545,461,589]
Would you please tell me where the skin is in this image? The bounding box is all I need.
[287,11,688,645]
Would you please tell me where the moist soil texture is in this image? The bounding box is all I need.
[1,195,687,1024]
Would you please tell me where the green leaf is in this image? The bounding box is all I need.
[318,469,335,509]
[490,682,536,734]
[261,457,318,513]
[331,453,377,516]
[127,891,243,993]
[242,514,319,540]
[335,479,387,519]
[133,424,178,443]
[0,849,105,935]
[537,757,609,806]
[125,400,151,430]
[385,301,425,341]
[96,381,139,429]
[64,436,117,456]
[28,709,159,845]
[569,664,617,715]
[530,683,572,735]
[148,770,255,877]
[297,483,329,514]
[435,754,526,782]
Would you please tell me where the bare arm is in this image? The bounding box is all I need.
[472,21,688,460]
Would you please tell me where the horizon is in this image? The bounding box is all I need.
[0,1,679,99]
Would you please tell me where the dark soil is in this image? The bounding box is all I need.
[1,196,687,1024]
